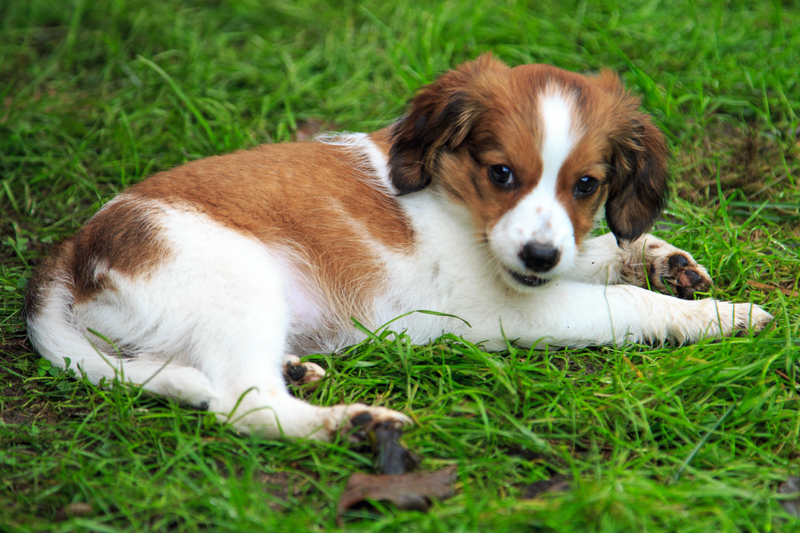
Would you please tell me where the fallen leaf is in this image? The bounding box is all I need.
[522,475,570,499]
[746,280,798,298]
[778,476,800,517]
[337,466,457,522]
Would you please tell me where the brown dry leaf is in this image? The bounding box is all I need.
[337,466,457,520]
[746,280,799,298]
[778,476,800,517]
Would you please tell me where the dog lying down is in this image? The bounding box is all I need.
[25,55,772,441]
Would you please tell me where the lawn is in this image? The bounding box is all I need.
[1,0,799,531]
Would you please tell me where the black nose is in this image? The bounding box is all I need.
[519,242,560,272]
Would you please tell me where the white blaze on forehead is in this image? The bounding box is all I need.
[488,88,582,280]
[539,89,579,186]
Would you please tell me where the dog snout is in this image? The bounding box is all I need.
[519,242,560,272]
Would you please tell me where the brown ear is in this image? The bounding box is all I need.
[389,54,508,195]
[599,73,669,242]
[605,115,669,243]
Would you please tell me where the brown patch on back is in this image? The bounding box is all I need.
[24,199,171,318]
[71,199,172,302]
[23,247,64,321]
[123,140,414,325]
[27,134,413,330]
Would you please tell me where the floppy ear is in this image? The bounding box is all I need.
[389,54,507,195]
[605,116,668,243]
[600,73,669,242]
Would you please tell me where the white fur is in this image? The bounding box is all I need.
[27,133,771,441]
[489,92,580,280]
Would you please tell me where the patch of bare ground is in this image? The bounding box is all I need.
[257,471,317,502]
[672,121,796,205]
[0,335,30,358]
[0,335,83,427]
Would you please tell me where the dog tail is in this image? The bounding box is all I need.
[24,246,215,407]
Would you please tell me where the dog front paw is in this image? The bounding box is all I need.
[623,236,712,299]
[672,300,773,344]
[730,302,773,332]
[660,251,712,299]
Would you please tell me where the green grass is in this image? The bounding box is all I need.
[1,0,799,531]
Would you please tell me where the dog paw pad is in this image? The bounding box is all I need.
[661,252,712,299]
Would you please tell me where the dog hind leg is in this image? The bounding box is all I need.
[107,211,410,440]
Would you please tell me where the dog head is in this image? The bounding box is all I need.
[389,54,668,289]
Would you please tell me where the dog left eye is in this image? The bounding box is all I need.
[574,176,599,198]
[489,165,515,187]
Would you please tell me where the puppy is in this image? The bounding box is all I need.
[25,55,772,441]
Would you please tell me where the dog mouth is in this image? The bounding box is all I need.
[506,268,549,287]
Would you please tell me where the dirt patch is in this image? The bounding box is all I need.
[0,376,67,427]
[672,121,795,205]
[0,335,83,427]
[257,471,314,498]
[0,335,31,357]
[522,474,571,499]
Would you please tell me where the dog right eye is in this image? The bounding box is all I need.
[573,176,600,198]
[489,165,515,188]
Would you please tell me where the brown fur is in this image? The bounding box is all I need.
[128,141,413,324]
[576,70,668,242]
[28,141,415,329]
[23,245,68,320]
[24,199,171,317]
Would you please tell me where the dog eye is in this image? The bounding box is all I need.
[574,176,599,198]
[489,165,515,187]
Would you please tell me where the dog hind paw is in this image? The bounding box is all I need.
[283,354,326,388]
[325,404,412,443]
